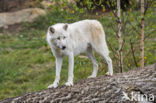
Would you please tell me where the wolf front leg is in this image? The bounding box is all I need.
[65,53,74,86]
[48,57,63,88]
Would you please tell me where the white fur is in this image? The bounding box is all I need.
[47,19,113,88]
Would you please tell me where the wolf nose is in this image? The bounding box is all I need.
[62,46,66,50]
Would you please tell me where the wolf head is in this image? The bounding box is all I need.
[48,24,69,50]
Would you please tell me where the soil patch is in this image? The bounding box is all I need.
[0,0,40,13]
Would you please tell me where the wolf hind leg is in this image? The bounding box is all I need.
[86,47,98,78]
[93,44,113,76]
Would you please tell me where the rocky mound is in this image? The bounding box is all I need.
[1,63,156,103]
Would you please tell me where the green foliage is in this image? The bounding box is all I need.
[75,0,130,12]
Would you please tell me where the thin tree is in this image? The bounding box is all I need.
[117,0,123,72]
[140,0,144,69]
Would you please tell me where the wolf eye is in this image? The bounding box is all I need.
[63,36,66,39]
[57,37,60,40]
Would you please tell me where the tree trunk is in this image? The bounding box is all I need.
[140,0,145,69]
[117,0,123,73]
[1,63,156,103]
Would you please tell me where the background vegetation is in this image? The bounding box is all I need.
[0,0,155,100]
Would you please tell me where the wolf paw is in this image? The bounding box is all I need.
[48,83,58,88]
[88,75,96,78]
[105,72,113,76]
[65,82,73,86]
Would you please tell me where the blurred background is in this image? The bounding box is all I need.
[0,0,155,100]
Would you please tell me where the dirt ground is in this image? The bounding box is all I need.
[0,0,40,13]
[0,0,43,33]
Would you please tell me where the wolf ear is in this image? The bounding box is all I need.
[49,27,55,34]
[63,24,68,31]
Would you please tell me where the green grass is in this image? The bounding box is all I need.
[0,9,155,100]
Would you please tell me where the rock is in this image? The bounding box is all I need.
[1,63,156,103]
[0,8,46,27]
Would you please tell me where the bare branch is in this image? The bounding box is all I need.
[127,21,140,35]
[106,40,119,60]
[130,39,138,67]
[144,29,155,40]
[144,0,153,15]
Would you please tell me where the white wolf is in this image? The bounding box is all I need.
[46,19,113,88]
